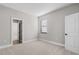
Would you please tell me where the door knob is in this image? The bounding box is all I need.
[65,33,68,35]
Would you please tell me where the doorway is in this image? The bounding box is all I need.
[12,19,22,45]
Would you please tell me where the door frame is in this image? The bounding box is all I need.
[10,17,24,45]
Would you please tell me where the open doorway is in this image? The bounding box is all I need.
[12,19,22,45]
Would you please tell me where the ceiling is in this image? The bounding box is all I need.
[1,3,71,16]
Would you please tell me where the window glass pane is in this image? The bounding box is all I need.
[42,20,47,26]
[42,27,47,32]
[41,19,47,33]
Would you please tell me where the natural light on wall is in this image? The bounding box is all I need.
[41,19,47,33]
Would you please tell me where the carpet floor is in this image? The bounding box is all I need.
[0,40,77,55]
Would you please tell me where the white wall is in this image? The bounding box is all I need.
[0,5,38,46]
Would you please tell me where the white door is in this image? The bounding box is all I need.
[12,22,19,41]
[65,13,79,54]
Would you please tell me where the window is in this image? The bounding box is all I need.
[41,19,47,33]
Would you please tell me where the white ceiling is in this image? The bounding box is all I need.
[1,3,71,16]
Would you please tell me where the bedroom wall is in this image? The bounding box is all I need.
[0,5,38,46]
[39,4,79,45]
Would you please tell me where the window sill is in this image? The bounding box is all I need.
[41,32,48,34]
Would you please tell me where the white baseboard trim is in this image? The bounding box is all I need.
[0,44,12,49]
[23,39,37,43]
[40,39,64,47]
[0,39,37,49]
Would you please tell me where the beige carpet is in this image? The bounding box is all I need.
[0,40,77,55]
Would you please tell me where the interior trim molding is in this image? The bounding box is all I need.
[0,39,37,49]
[40,39,64,47]
[0,44,12,49]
